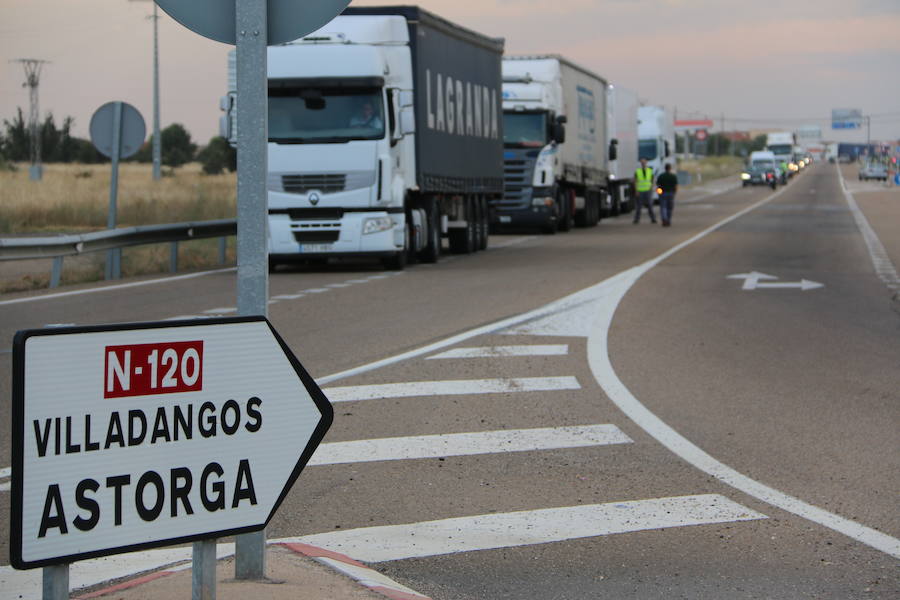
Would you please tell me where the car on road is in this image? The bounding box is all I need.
[859,162,888,181]
[742,151,780,188]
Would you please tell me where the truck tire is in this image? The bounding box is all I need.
[574,193,589,228]
[557,189,574,232]
[448,197,476,254]
[417,197,441,263]
[478,196,489,250]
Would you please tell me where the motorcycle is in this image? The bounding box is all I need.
[766,171,777,190]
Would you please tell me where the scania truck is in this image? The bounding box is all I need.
[496,55,609,233]
[221,6,504,269]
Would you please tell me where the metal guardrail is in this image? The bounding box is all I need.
[0,219,237,288]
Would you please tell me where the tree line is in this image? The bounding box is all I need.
[0,108,236,174]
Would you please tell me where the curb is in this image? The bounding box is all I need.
[72,542,431,600]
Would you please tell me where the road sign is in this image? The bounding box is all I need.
[89,102,145,159]
[831,108,862,130]
[694,129,708,142]
[727,272,824,291]
[674,119,713,130]
[154,0,351,45]
[10,317,333,569]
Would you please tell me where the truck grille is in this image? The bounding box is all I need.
[271,208,344,220]
[282,174,346,194]
[501,156,537,209]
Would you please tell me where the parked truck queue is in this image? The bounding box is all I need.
[220,5,685,271]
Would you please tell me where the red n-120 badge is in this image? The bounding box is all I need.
[104,341,204,399]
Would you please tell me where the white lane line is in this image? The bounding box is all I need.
[487,235,538,250]
[326,282,353,288]
[271,294,305,300]
[163,315,210,321]
[324,376,580,403]
[427,344,569,359]
[837,166,900,291]
[346,278,372,284]
[303,288,330,293]
[286,494,765,563]
[308,424,631,466]
[313,557,428,598]
[0,544,235,600]
[0,467,10,478]
[583,180,900,559]
[202,307,236,314]
[0,267,236,306]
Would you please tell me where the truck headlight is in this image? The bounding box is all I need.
[532,197,554,207]
[741,173,751,180]
[362,216,393,235]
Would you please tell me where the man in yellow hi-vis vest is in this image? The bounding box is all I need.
[633,158,657,224]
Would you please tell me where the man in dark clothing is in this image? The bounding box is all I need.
[656,163,679,227]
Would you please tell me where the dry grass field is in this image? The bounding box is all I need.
[678,156,746,185]
[0,162,237,292]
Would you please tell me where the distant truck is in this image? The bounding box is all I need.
[606,84,638,215]
[497,55,609,232]
[637,105,675,195]
[221,6,505,269]
[765,131,796,176]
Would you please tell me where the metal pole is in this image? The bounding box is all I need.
[42,564,69,600]
[106,102,123,280]
[191,539,217,600]
[152,4,162,180]
[234,0,269,580]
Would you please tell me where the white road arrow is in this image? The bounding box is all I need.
[727,272,824,291]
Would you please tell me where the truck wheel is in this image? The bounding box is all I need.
[478,197,489,250]
[418,197,441,263]
[448,198,475,254]
[557,189,574,232]
[574,193,588,228]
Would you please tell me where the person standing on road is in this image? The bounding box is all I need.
[633,158,657,224]
[656,163,678,227]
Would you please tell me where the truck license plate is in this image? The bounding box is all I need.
[499,216,511,223]
[299,244,332,253]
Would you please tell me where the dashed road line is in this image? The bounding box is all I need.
[324,376,581,402]
[287,494,766,563]
[307,424,632,465]
[427,344,569,359]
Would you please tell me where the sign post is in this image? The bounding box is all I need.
[11,318,332,600]
[153,0,351,583]
[89,101,146,281]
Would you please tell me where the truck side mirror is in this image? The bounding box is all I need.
[400,107,416,136]
[609,138,618,161]
[553,123,566,144]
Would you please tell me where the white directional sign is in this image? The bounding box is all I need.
[727,272,824,291]
[11,317,332,569]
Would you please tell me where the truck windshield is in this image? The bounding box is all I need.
[751,160,775,170]
[268,86,385,143]
[638,139,658,161]
[503,112,547,147]
[767,144,792,155]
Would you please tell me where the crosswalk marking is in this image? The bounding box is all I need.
[287,494,767,563]
[324,376,581,403]
[427,345,569,359]
[308,424,632,466]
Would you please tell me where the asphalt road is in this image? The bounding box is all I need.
[1,164,897,598]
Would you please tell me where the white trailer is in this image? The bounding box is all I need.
[606,84,638,215]
[498,55,609,232]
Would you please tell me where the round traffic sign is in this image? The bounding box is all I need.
[694,129,708,142]
[155,0,351,45]
[89,102,146,159]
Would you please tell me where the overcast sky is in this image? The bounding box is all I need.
[1,0,898,145]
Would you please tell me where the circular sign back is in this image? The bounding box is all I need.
[155,0,351,45]
[89,102,146,159]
